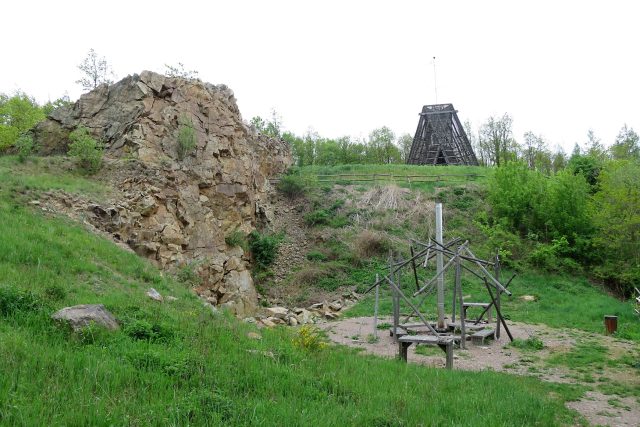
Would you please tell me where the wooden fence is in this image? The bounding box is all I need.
[270,173,484,185]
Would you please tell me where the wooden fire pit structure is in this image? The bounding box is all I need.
[364,204,515,369]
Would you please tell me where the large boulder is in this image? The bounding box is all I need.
[34,71,292,317]
[52,304,119,331]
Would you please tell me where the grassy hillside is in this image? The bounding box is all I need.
[0,156,587,425]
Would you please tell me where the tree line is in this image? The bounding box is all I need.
[250,111,640,172]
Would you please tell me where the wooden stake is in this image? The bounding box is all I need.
[373,274,380,339]
[456,255,466,349]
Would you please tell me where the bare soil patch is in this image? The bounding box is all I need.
[321,316,640,427]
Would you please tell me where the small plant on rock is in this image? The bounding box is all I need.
[68,126,103,174]
[176,114,196,161]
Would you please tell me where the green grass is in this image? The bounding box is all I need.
[0,155,587,425]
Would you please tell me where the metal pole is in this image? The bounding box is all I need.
[433,56,438,104]
[436,203,445,329]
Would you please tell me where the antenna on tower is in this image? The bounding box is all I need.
[433,56,438,104]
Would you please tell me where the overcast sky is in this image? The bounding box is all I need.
[2,0,638,153]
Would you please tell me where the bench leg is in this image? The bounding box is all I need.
[398,342,411,362]
[437,342,454,369]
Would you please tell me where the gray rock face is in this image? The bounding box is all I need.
[51,304,119,331]
[34,71,292,317]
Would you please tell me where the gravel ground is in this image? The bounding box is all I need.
[321,316,640,427]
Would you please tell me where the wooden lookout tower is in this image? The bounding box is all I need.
[406,104,479,166]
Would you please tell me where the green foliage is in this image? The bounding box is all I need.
[304,209,330,226]
[591,160,640,294]
[509,337,545,351]
[176,114,197,160]
[225,230,247,249]
[249,231,281,269]
[0,287,44,317]
[176,262,202,287]
[306,251,328,262]
[0,159,597,425]
[15,134,35,163]
[41,96,72,116]
[0,92,46,151]
[68,126,103,173]
[277,174,306,198]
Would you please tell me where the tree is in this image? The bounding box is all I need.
[368,126,400,164]
[0,92,46,151]
[584,129,607,161]
[479,114,516,167]
[610,124,640,160]
[164,62,199,79]
[42,95,72,116]
[76,49,114,91]
[522,131,551,173]
[397,133,413,163]
[591,160,640,294]
[551,147,567,173]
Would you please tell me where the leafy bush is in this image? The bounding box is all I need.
[249,231,281,269]
[15,134,35,162]
[0,92,46,151]
[277,174,305,198]
[68,126,103,173]
[123,319,175,343]
[177,114,196,160]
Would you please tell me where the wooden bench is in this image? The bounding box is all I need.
[463,302,493,322]
[471,328,495,345]
[397,335,454,369]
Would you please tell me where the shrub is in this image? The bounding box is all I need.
[225,230,247,249]
[249,231,281,269]
[304,209,330,226]
[15,134,35,162]
[277,174,305,198]
[177,114,196,160]
[68,126,103,173]
[354,230,391,259]
[292,325,327,351]
[306,251,328,262]
[176,262,202,287]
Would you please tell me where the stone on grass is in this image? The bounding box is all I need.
[146,288,163,301]
[52,304,119,331]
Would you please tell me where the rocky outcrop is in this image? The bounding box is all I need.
[34,71,292,317]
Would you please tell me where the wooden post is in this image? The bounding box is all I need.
[410,246,420,292]
[373,274,380,339]
[456,254,466,349]
[483,279,513,342]
[494,252,501,339]
[436,203,445,329]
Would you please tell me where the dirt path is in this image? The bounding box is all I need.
[320,316,640,427]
